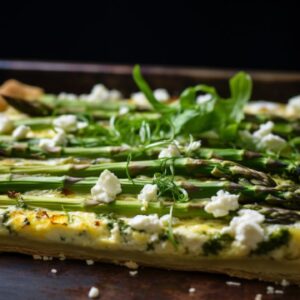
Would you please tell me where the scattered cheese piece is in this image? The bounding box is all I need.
[88,286,100,299]
[128,214,162,233]
[204,190,239,217]
[0,114,14,134]
[196,94,212,104]
[223,209,265,251]
[131,92,152,109]
[138,184,158,211]
[119,106,130,115]
[51,268,57,274]
[287,95,300,114]
[12,125,30,140]
[186,140,201,153]
[274,290,284,295]
[281,279,290,287]
[86,259,95,265]
[52,129,68,146]
[254,294,262,300]
[53,115,78,132]
[266,286,274,294]
[188,287,196,293]
[154,88,170,102]
[129,270,138,277]
[91,170,122,203]
[226,281,241,287]
[58,92,77,100]
[253,121,274,139]
[158,143,181,159]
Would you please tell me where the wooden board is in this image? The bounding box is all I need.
[1,60,300,299]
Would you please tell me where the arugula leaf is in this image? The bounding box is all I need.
[133,65,176,114]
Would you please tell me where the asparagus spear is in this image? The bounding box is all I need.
[1,174,299,208]
[1,193,300,223]
[0,158,275,186]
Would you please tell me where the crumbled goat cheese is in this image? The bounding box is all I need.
[129,270,138,277]
[266,286,274,294]
[124,261,139,269]
[153,88,170,102]
[12,125,30,140]
[91,170,122,203]
[196,94,212,104]
[274,290,284,295]
[254,294,262,300]
[86,84,110,102]
[158,144,181,159]
[53,115,78,132]
[253,121,274,139]
[109,89,122,101]
[38,138,57,152]
[86,259,94,265]
[58,92,77,100]
[281,279,290,287]
[0,115,14,134]
[88,286,100,299]
[258,133,287,153]
[287,95,300,114]
[138,184,158,211]
[252,121,287,152]
[186,140,201,153]
[131,92,152,109]
[247,101,280,113]
[204,190,239,217]
[226,281,241,287]
[159,214,178,226]
[52,129,68,146]
[223,209,265,250]
[128,214,162,233]
[119,106,130,115]
[51,268,57,274]
[189,287,196,293]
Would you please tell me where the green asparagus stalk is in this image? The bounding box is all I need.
[0,158,275,186]
[1,174,299,208]
[1,193,300,223]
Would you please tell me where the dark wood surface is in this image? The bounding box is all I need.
[1,60,300,299]
[0,254,299,300]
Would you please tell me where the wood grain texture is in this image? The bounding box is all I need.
[1,60,300,299]
[0,254,299,300]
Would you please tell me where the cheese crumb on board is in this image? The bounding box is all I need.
[226,281,241,287]
[88,286,99,299]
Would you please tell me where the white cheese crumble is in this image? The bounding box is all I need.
[246,101,280,113]
[91,170,122,203]
[51,268,57,274]
[223,209,265,251]
[119,106,130,115]
[0,114,14,134]
[204,190,239,217]
[196,94,212,105]
[128,214,162,233]
[158,143,181,159]
[266,286,274,294]
[153,88,170,102]
[129,270,138,277]
[83,84,122,103]
[131,92,152,109]
[251,121,287,152]
[226,281,241,287]
[138,184,158,211]
[52,129,68,146]
[12,125,30,140]
[124,261,139,270]
[186,140,201,153]
[58,92,77,100]
[274,290,284,295]
[53,115,78,132]
[281,279,290,287]
[88,286,100,299]
[86,259,94,265]
[287,95,300,114]
[188,287,196,293]
[254,293,262,300]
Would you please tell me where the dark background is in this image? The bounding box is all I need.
[0,1,299,70]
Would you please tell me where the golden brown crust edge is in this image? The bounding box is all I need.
[1,236,299,284]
